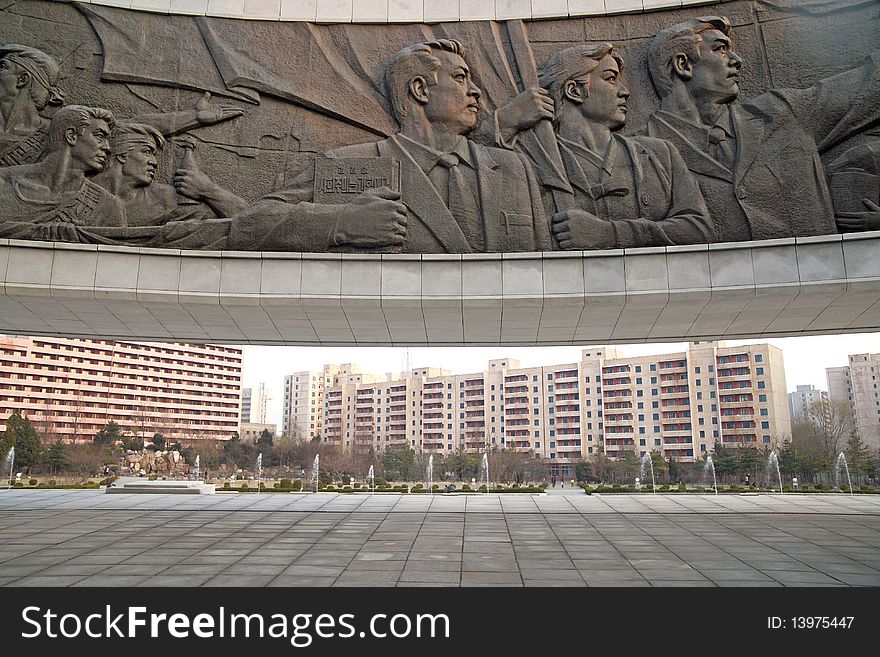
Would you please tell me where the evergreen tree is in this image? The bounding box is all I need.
[45,441,67,473]
[845,434,874,480]
[93,420,124,446]
[0,413,43,469]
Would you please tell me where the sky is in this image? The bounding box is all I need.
[240,332,880,430]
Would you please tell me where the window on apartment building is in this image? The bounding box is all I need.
[588,446,593,454]
[534,419,540,426]
[533,375,538,381]
[639,439,646,446]
[713,430,719,438]
[636,402,643,409]
[761,421,769,429]
[760,408,768,416]
[696,379,701,386]
[533,398,539,404]
[550,430,555,436]
[637,390,644,397]
[756,367,764,375]
[757,381,766,389]
[652,413,659,420]
[651,388,658,396]
[762,435,771,443]
[638,414,644,421]
[650,364,656,371]
[654,426,660,433]
[652,401,659,408]
[534,442,540,449]
[755,354,763,362]
[654,439,661,446]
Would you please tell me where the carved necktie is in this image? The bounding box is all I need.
[708,124,735,170]
[437,153,484,252]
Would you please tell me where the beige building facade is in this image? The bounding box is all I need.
[318,342,790,470]
[0,335,242,442]
[827,354,880,452]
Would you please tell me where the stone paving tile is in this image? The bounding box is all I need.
[268,576,338,587]
[460,572,523,585]
[71,575,150,587]
[202,575,276,587]
[399,570,461,583]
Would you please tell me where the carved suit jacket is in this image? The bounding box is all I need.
[229,134,552,253]
[647,52,880,242]
[552,134,713,247]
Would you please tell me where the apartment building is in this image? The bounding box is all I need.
[317,342,790,475]
[788,384,827,421]
[282,365,340,440]
[827,354,880,451]
[0,335,242,442]
[240,382,272,425]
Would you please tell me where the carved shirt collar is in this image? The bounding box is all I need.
[395,133,474,174]
[557,133,620,175]
[658,105,735,151]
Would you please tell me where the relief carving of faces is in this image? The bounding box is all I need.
[69,118,112,173]
[0,56,25,105]
[580,53,629,131]
[120,138,160,186]
[688,29,743,106]
[422,50,483,136]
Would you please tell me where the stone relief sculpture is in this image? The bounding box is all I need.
[827,138,880,232]
[229,40,552,253]
[504,43,713,250]
[0,104,125,240]
[0,43,65,167]
[95,124,246,227]
[645,16,879,242]
[0,1,877,254]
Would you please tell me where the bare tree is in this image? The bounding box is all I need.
[795,399,857,464]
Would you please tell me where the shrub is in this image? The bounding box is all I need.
[12,481,23,487]
[462,484,471,491]
[48,480,56,486]
[279,478,293,489]
[223,481,231,489]
[148,475,158,481]
[292,479,303,491]
[324,485,335,491]
[240,483,250,491]
[28,478,37,486]
[478,485,487,493]
[354,482,362,489]
[375,477,387,487]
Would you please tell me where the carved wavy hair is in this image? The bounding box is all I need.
[385,39,466,125]
[647,16,732,98]
[46,105,116,151]
[0,43,65,110]
[111,122,165,158]
[538,43,622,124]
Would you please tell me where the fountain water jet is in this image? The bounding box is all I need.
[255,453,262,494]
[3,447,13,491]
[193,455,200,481]
[481,453,489,492]
[640,453,657,494]
[704,455,717,495]
[835,452,854,496]
[766,450,783,494]
[311,454,320,493]
[426,455,433,495]
[367,465,375,493]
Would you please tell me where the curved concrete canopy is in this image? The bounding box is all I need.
[82,0,715,24]
[1,232,878,346]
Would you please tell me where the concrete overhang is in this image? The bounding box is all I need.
[1,232,878,345]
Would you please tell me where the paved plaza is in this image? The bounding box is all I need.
[0,490,878,587]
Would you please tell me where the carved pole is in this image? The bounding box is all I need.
[505,19,572,195]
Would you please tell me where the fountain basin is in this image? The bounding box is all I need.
[106,480,215,495]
